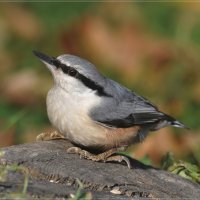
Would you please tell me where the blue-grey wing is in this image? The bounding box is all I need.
[89,95,168,128]
[88,73,185,129]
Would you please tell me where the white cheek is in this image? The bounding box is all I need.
[55,74,89,95]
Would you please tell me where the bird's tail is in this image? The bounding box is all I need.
[164,113,189,129]
[151,113,189,131]
[170,120,189,129]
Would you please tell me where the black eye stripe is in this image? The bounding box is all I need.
[53,60,111,97]
[60,64,77,77]
[77,73,111,97]
[61,66,69,74]
[60,64,68,73]
[51,58,61,68]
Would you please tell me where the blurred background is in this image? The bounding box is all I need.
[0,2,199,167]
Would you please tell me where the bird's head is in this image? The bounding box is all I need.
[33,51,107,96]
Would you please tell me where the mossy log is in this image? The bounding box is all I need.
[0,139,199,199]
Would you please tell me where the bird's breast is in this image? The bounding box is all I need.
[46,86,141,150]
[46,86,107,147]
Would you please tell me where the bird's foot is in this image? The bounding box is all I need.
[36,130,65,141]
[105,155,131,169]
[67,147,131,168]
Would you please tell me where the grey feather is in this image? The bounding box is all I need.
[57,54,186,129]
[90,79,162,128]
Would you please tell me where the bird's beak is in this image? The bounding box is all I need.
[33,50,59,74]
[33,50,53,65]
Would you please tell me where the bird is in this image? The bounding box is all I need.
[33,50,187,168]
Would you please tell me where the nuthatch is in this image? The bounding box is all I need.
[33,51,186,168]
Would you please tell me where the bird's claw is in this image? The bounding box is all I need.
[67,147,132,168]
[36,131,65,141]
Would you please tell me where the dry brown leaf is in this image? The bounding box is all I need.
[60,5,175,87]
[1,70,40,105]
[2,3,42,40]
[0,53,14,75]
[0,128,15,147]
[132,129,200,165]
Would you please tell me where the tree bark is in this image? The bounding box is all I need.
[0,139,199,199]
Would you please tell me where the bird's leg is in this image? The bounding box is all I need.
[36,130,65,141]
[67,147,117,161]
[67,146,131,168]
[105,155,131,169]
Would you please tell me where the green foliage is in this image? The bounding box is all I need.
[191,23,200,45]
[162,152,200,183]
[181,102,200,129]
[137,3,179,37]
[0,151,30,199]
[138,155,152,166]
[0,100,48,143]
[68,179,92,200]
[27,2,94,32]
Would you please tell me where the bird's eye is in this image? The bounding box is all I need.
[68,68,77,76]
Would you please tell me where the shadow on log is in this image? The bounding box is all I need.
[0,139,199,199]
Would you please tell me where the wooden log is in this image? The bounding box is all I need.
[0,139,199,199]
